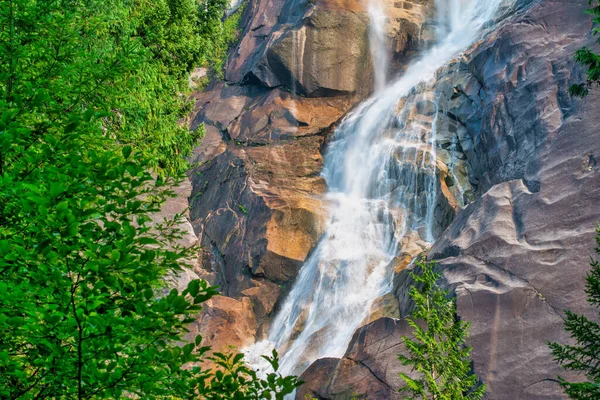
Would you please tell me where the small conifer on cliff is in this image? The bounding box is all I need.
[399,261,485,400]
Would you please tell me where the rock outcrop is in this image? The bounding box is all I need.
[298,318,412,400]
[226,0,373,95]
[187,86,353,348]
[385,0,436,67]
[226,0,435,94]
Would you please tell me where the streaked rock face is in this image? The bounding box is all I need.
[224,0,434,95]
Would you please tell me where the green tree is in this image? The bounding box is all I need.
[204,3,246,80]
[115,0,235,173]
[549,227,600,399]
[570,0,600,97]
[398,261,485,400]
[204,350,302,399]
[0,0,300,398]
[0,0,230,177]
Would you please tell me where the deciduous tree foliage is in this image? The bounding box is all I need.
[0,0,300,398]
[549,227,600,399]
[570,0,600,97]
[398,261,485,400]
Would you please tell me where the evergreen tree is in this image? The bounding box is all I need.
[398,261,485,400]
[570,0,600,97]
[0,0,300,398]
[549,227,600,399]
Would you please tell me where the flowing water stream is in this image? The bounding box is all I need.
[245,0,514,379]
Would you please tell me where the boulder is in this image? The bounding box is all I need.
[226,0,434,95]
[297,318,414,399]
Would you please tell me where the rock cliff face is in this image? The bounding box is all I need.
[186,0,437,354]
[185,0,600,397]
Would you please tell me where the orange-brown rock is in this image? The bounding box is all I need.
[186,295,257,355]
[187,79,360,350]
[189,87,356,292]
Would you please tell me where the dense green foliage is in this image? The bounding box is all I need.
[549,227,600,399]
[205,4,246,80]
[205,351,301,399]
[570,0,600,97]
[0,0,233,176]
[398,261,485,400]
[0,0,300,398]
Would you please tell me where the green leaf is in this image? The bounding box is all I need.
[187,279,200,297]
[122,146,133,160]
[84,109,95,122]
[110,250,121,261]
[64,122,79,134]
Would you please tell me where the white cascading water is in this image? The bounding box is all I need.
[245,0,514,379]
[368,0,389,92]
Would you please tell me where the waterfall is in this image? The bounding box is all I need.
[368,1,389,92]
[245,0,514,378]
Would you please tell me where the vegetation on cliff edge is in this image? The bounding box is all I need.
[570,0,600,97]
